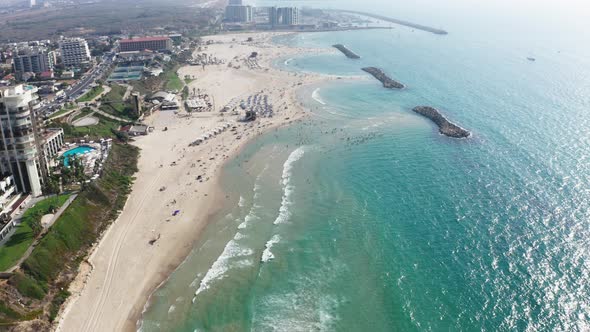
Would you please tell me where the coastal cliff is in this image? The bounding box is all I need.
[333,44,360,59]
[362,67,405,89]
[412,106,470,138]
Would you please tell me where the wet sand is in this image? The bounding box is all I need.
[55,32,335,332]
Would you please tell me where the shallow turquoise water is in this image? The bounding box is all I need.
[140,3,590,331]
[63,145,95,166]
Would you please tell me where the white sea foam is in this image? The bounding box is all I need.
[312,88,326,105]
[238,196,245,207]
[168,305,176,314]
[238,204,260,230]
[234,232,246,240]
[274,147,305,225]
[194,240,254,297]
[261,234,281,262]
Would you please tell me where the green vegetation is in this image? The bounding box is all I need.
[0,143,138,325]
[102,83,126,103]
[48,103,77,120]
[164,68,183,91]
[49,289,70,322]
[11,273,46,300]
[99,84,137,120]
[0,1,217,42]
[76,85,104,103]
[0,300,21,322]
[71,107,93,122]
[0,194,72,272]
[51,112,127,140]
[19,144,138,295]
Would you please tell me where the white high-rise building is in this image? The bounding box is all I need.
[0,85,44,196]
[225,5,253,23]
[59,38,91,67]
[269,7,300,26]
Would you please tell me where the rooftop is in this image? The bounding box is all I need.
[120,37,170,43]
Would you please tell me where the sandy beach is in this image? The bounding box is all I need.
[55,32,334,332]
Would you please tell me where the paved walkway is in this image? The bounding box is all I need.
[90,105,131,123]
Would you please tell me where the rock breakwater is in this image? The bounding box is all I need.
[412,106,470,138]
[362,67,405,89]
[333,44,360,59]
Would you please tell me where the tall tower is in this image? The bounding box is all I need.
[0,85,44,196]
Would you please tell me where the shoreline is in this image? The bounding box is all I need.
[56,31,335,332]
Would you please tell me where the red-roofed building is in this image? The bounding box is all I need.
[39,71,54,79]
[119,37,172,52]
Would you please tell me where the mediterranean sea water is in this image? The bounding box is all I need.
[140,1,590,331]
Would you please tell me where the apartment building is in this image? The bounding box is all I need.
[12,48,56,74]
[225,5,253,23]
[59,38,91,67]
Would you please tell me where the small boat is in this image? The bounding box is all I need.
[527,57,536,62]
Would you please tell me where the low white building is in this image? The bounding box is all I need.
[42,128,65,167]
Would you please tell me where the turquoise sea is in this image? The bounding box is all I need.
[140,1,590,331]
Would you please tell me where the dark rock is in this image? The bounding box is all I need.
[412,106,470,138]
[333,44,360,59]
[362,67,405,89]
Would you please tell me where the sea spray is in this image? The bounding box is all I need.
[274,147,306,225]
[194,240,253,296]
[261,235,281,262]
[312,88,326,105]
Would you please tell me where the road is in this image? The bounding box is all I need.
[39,52,116,118]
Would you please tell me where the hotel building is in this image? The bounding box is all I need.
[0,85,45,196]
[119,37,173,52]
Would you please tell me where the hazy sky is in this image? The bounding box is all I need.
[253,0,588,45]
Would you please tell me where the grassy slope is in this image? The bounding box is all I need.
[99,84,137,120]
[164,69,184,92]
[21,143,138,294]
[76,86,104,103]
[0,194,72,272]
[0,143,139,325]
[48,104,76,120]
[52,112,126,140]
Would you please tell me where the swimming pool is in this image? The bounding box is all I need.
[63,145,95,166]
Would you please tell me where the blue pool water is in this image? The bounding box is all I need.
[63,146,95,166]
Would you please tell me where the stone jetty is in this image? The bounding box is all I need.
[412,106,470,138]
[333,44,360,59]
[362,67,405,89]
[332,9,448,35]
